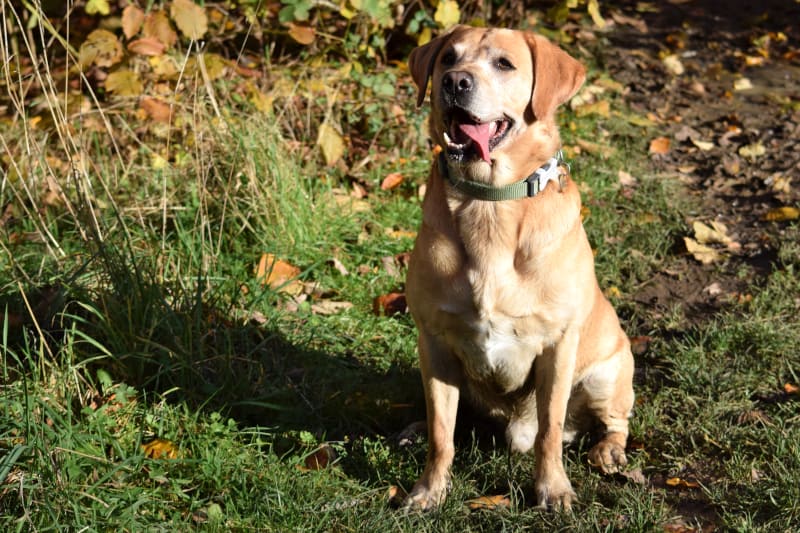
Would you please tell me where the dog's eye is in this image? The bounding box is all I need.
[441,50,457,67]
[495,57,515,71]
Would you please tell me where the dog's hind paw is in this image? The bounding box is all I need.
[588,437,628,474]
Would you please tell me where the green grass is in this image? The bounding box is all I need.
[3,14,800,533]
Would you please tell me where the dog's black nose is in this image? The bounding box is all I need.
[442,71,474,96]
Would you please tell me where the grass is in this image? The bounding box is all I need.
[3,6,800,532]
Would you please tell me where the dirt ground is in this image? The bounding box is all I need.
[595,0,800,321]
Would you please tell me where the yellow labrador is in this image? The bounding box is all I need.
[404,26,635,511]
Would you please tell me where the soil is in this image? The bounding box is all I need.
[594,0,800,321]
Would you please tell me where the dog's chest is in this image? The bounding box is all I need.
[440,269,564,393]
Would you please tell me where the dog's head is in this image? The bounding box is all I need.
[409,26,585,178]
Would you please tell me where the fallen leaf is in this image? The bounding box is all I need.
[665,477,700,489]
[142,438,179,459]
[372,292,407,316]
[575,99,611,118]
[693,220,733,246]
[171,0,208,40]
[466,494,511,511]
[79,29,124,69]
[139,97,172,123]
[387,485,407,506]
[328,258,349,276]
[85,0,110,16]
[684,237,721,264]
[784,383,799,395]
[142,10,178,49]
[618,170,637,188]
[255,253,302,293]
[649,136,671,155]
[287,22,315,45]
[662,54,684,75]
[121,4,145,39]
[733,77,753,91]
[763,206,800,222]
[738,141,765,160]
[105,69,143,97]
[690,138,715,151]
[381,172,404,190]
[299,444,336,471]
[128,37,167,56]
[703,282,723,296]
[317,121,345,166]
[629,335,652,356]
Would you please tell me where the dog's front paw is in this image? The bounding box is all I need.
[535,469,576,511]
[402,478,449,512]
[588,437,628,474]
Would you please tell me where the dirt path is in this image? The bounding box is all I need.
[598,0,800,320]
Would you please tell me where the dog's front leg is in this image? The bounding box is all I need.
[533,328,579,510]
[404,331,461,511]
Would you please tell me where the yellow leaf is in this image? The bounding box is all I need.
[691,138,715,151]
[317,121,345,166]
[738,141,765,160]
[79,29,124,69]
[417,26,432,46]
[466,494,511,511]
[586,0,606,28]
[170,0,208,40]
[763,206,800,222]
[693,220,732,246]
[434,0,461,28]
[142,438,179,459]
[85,0,110,16]
[684,237,721,264]
[105,69,143,97]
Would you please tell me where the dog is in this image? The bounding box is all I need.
[403,26,635,511]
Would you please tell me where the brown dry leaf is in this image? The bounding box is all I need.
[317,121,345,166]
[122,4,145,39]
[576,139,615,159]
[255,253,302,294]
[142,438,179,459]
[128,37,166,56]
[784,383,799,395]
[763,206,800,222]
[79,29,124,69]
[372,292,407,316]
[299,445,336,471]
[105,69,143,97]
[139,97,172,123]
[649,136,671,155]
[629,335,652,356]
[662,54,684,75]
[170,0,208,40]
[466,494,511,511]
[381,172,404,190]
[387,485,407,506]
[287,22,315,45]
[684,237,721,264]
[143,9,178,49]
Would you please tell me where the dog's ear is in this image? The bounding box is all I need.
[526,33,586,120]
[408,26,464,107]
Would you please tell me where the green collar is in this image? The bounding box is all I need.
[438,151,566,201]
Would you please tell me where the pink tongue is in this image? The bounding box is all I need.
[458,122,493,163]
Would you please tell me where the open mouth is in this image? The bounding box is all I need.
[442,108,512,164]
